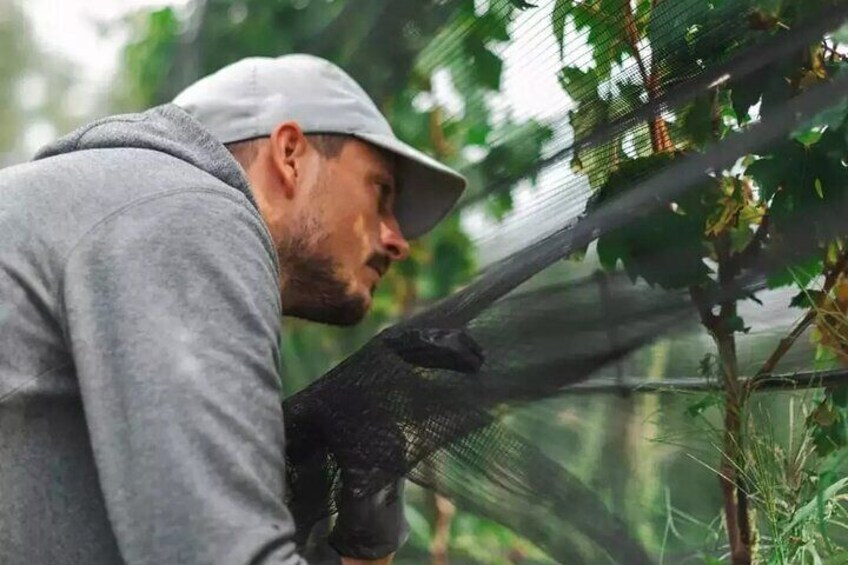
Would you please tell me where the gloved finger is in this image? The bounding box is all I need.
[382,327,484,373]
[329,473,409,560]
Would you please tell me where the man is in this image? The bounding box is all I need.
[0,54,465,564]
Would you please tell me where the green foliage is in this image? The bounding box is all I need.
[592,153,713,289]
[463,119,554,218]
[808,393,848,457]
[118,0,848,560]
[552,0,630,79]
[448,510,555,564]
[556,0,848,561]
[120,8,180,109]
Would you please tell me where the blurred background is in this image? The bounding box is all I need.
[4,0,848,563]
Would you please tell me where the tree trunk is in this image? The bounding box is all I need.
[713,328,752,565]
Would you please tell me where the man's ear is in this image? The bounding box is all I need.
[269,121,309,200]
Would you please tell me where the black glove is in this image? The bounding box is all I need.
[382,327,484,373]
[328,468,409,560]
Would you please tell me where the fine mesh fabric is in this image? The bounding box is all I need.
[276,1,848,561]
[283,69,848,565]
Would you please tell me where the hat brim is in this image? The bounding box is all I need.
[354,132,466,239]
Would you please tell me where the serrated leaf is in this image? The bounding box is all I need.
[587,153,714,289]
[569,0,629,79]
[558,66,599,103]
[596,236,623,270]
[470,44,503,91]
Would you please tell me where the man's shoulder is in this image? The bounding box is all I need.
[3,145,235,200]
[0,146,270,281]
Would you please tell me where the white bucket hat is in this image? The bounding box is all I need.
[173,54,467,239]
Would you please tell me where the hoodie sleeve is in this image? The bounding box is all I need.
[61,188,306,565]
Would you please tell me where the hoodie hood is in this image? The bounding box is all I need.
[35,104,256,208]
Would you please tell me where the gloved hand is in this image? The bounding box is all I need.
[328,468,409,561]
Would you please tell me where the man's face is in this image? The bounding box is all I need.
[279,138,410,326]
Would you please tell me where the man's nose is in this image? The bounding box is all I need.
[381,217,410,262]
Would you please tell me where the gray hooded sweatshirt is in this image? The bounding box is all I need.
[0,105,307,564]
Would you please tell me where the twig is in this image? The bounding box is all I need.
[748,251,848,391]
[557,369,848,394]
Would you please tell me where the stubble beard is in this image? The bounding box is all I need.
[277,220,369,327]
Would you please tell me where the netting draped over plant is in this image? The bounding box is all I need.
[284,2,848,560]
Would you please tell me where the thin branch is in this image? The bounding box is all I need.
[558,369,848,395]
[822,41,847,62]
[748,251,848,390]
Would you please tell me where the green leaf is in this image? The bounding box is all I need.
[612,81,645,117]
[730,79,764,123]
[832,385,848,409]
[569,0,629,79]
[552,0,570,55]
[808,402,848,457]
[794,127,825,148]
[486,190,514,220]
[727,315,750,334]
[596,236,623,270]
[648,0,710,59]
[787,477,848,530]
[794,95,848,136]
[588,154,715,289]
[767,257,824,290]
[558,66,599,103]
[469,43,503,91]
[682,95,714,148]
[790,289,824,309]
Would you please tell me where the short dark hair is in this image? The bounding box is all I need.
[225,133,349,170]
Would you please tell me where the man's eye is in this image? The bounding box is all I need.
[377,184,392,213]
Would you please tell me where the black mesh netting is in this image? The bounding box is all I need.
[280,2,848,562]
[282,59,848,563]
[464,0,848,209]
